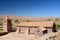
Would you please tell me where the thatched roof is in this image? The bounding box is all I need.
[18,21,55,28]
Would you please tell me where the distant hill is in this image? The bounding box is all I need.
[0,15,58,22]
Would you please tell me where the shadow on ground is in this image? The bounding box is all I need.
[0,32,8,36]
[0,30,16,36]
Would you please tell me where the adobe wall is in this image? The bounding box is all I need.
[3,16,12,32]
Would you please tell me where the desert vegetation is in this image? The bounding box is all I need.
[0,20,3,31]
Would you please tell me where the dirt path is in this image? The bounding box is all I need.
[0,32,58,40]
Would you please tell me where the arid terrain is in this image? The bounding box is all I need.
[0,15,60,40]
[0,32,60,40]
[0,15,57,21]
[0,0,60,40]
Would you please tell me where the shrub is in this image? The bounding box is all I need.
[56,24,60,28]
[0,27,3,31]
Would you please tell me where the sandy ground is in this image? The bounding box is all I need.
[0,32,59,40]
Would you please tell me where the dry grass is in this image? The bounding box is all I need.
[55,31,60,40]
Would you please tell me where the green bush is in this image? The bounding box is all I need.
[15,20,18,23]
[56,24,60,28]
[12,27,17,30]
[0,27,3,31]
[0,21,3,24]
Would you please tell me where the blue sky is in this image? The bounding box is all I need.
[0,0,60,17]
